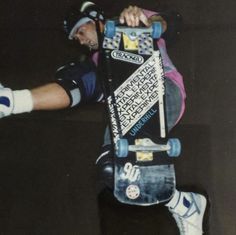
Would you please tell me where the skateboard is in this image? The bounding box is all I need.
[100,20,181,205]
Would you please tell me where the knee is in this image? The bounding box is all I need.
[96,147,114,190]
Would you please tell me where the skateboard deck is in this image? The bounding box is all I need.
[100,21,180,205]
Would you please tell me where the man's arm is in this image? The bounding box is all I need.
[0,82,70,118]
[31,83,70,110]
[0,57,100,118]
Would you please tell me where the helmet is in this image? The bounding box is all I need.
[63,1,105,40]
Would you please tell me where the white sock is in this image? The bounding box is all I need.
[165,190,198,217]
[165,189,181,209]
[12,89,33,114]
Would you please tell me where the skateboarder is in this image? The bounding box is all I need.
[0,1,207,234]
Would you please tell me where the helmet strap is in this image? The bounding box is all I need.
[87,9,104,51]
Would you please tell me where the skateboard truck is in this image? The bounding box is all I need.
[104,20,162,39]
[115,138,181,159]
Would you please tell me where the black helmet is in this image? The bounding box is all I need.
[63,1,105,40]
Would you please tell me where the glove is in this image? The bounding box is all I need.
[0,84,14,118]
[0,84,33,119]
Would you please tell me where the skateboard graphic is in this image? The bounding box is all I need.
[100,21,181,205]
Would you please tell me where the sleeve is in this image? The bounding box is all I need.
[142,8,183,46]
[142,9,159,18]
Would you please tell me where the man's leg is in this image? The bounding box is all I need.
[95,141,114,193]
[165,78,207,234]
[95,77,207,234]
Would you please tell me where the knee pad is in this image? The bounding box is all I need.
[55,62,83,107]
[55,60,103,106]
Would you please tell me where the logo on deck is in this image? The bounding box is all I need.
[108,52,164,142]
[111,50,144,65]
[126,184,140,200]
[123,162,140,182]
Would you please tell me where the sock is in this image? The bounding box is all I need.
[165,189,181,209]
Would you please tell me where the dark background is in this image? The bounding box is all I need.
[0,0,235,234]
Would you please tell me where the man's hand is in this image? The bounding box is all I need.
[119,6,149,27]
[119,6,167,32]
[0,84,34,118]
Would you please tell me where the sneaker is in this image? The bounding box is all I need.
[167,191,207,235]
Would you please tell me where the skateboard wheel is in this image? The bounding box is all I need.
[105,20,116,38]
[152,22,162,39]
[116,138,129,158]
[167,138,181,157]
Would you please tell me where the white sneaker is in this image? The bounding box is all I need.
[166,191,207,235]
